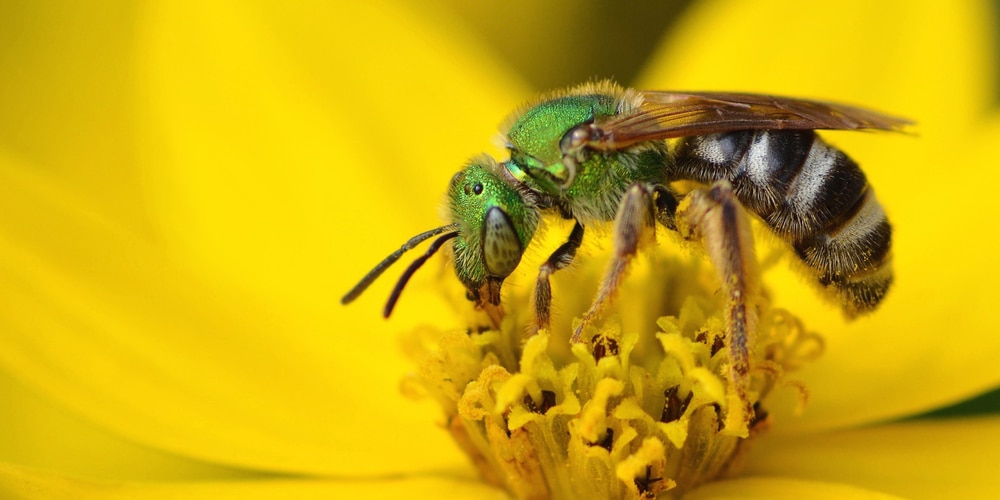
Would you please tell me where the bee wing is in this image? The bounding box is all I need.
[589,91,912,151]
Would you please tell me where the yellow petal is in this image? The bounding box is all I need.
[0,2,153,236]
[0,462,508,500]
[0,155,465,475]
[638,0,1000,430]
[640,0,993,132]
[0,368,258,481]
[685,477,903,500]
[0,0,527,476]
[744,415,1000,499]
[441,0,688,89]
[137,0,526,311]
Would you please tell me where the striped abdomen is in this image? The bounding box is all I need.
[672,130,892,316]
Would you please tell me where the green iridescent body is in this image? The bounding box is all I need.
[446,83,669,301]
[504,87,668,224]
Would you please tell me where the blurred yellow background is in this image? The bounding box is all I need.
[1,1,999,498]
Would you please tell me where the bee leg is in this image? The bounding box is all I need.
[533,221,585,332]
[571,184,657,342]
[653,185,680,230]
[676,180,758,436]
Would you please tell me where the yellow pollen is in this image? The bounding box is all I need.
[402,252,822,499]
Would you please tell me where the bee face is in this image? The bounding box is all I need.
[447,156,539,292]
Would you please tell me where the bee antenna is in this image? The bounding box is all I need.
[341,224,459,305]
[383,231,459,318]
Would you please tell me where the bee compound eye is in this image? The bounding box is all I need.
[482,207,522,277]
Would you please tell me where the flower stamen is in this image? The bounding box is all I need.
[405,253,823,499]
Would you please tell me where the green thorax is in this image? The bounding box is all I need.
[506,93,619,167]
[504,92,667,222]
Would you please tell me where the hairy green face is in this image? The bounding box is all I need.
[447,156,539,292]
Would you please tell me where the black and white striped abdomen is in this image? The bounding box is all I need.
[672,130,892,316]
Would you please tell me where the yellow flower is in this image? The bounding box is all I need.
[405,253,822,498]
[1,0,999,498]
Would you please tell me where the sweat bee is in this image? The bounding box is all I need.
[342,81,908,424]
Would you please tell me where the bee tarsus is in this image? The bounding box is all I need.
[533,221,584,332]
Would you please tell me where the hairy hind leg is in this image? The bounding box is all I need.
[677,180,759,436]
[533,221,585,332]
[571,184,657,342]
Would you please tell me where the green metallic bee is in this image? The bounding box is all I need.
[342,81,907,424]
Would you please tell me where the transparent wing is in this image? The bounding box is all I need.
[588,91,912,151]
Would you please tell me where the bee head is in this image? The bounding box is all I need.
[447,155,539,303]
[340,156,537,318]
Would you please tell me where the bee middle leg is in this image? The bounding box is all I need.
[571,183,658,342]
[533,220,585,332]
[676,180,759,435]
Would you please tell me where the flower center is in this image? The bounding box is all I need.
[403,251,822,499]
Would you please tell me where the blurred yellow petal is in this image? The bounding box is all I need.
[440,0,688,89]
[0,0,530,476]
[640,0,992,132]
[0,462,508,500]
[745,415,1000,499]
[685,477,903,500]
[137,0,527,309]
[0,2,152,235]
[3,0,1000,497]
[0,154,465,475]
[0,367,259,482]
[640,0,1000,432]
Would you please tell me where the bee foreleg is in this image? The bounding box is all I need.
[533,220,585,333]
[571,184,657,342]
[676,181,759,436]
